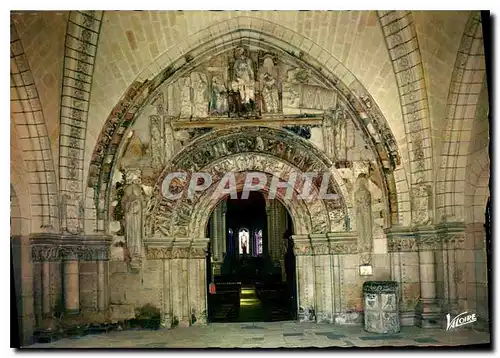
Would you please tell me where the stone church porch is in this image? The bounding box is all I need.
[27,321,490,349]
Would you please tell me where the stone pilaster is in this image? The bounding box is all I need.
[189,238,209,325]
[442,227,465,316]
[292,234,315,322]
[415,229,441,328]
[97,260,108,311]
[145,236,174,328]
[144,236,209,328]
[327,232,358,323]
[171,238,191,327]
[310,233,333,323]
[386,227,419,326]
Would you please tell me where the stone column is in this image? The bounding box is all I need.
[31,241,62,321]
[220,201,227,258]
[61,245,81,314]
[189,238,209,325]
[292,234,315,322]
[33,262,43,325]
[210,204,225,276]
[42,261,51,317]
[416,234,441,328]
[311,234,333,323]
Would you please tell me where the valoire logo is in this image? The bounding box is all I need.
[446,312,477,331]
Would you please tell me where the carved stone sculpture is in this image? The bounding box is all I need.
[354,174,373,264]
[178,77,192,118]
[190,72,209,118]
[232,47,255,105]
[164,116,175,163]
[259,56,280,113]
[121,169,145,265]
[332,107,347,161]
[411,178,433,225]
[209,75,228,115]
[149,115,164,169]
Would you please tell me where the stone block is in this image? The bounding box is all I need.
[400,252,419,266]
[110,304,136,323]
[334,311,363,325]
[401,264,419,282]
[80,291,96,309]
[343,268,358,282]
[109,261,128,274]
[110,288,126,305]
[79,273,96,290]
[342,254,358,269]
[79,261,98,273]
[145,259,163,272]
[373,238,387,254]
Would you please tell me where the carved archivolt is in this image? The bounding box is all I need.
[148,126,351,238]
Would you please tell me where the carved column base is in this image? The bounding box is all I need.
[298,307,316,322]
[193,311,208,325]
[415,298,442,328]
[442,300,460,317]
[160,313,172,329]
[315,311,333,324]
[177,318,191,328]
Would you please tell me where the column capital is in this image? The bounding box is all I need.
[30,233,111,262]
[327,231,357,254]
[309,234,329,255]
[291,235,312,256]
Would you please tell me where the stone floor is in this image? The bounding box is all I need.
[27,321,490,348]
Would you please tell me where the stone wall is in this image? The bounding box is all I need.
[11,235,36,346]
[457,223,489,330]
[293,232,393,325]
[108,237,209,328]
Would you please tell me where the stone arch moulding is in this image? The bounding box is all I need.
[58,11,103,235]
[148,126,355,238]
[11,22,59,232]
[86,17,403,232]
[437,11,486,223]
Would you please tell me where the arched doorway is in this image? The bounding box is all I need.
[205,191,297,322]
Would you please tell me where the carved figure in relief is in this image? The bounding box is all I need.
[178,77,192,118]
[209,75,228,115]
[411,178,433,225]
[332,108,347,160]
[259,56,280,113]
[149,115,163,169]
[190,72,209,118]
[121,169,145,260]
[354,174,373,262]
[163,116,175,163]
[261,73,280,113]
[232,47,255,104]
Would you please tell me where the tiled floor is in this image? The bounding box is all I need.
[27,321,490,348]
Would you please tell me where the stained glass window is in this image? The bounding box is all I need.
[238,228,249,255]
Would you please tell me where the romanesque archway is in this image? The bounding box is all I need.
[148,126,350,239]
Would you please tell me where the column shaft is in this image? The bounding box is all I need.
[63,261,80,313]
